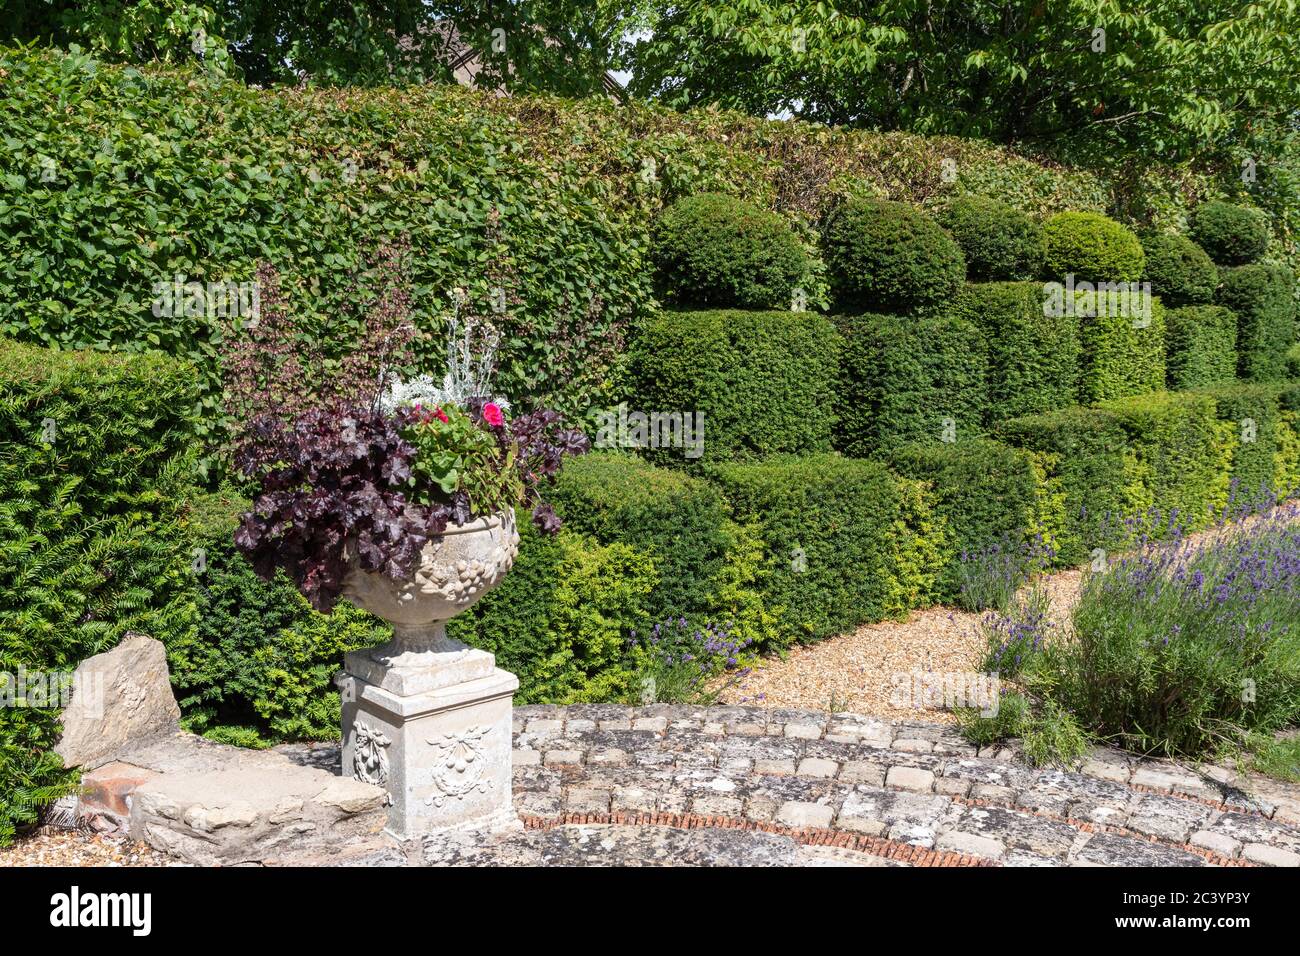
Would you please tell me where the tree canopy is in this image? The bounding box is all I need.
[627,1,1300,164]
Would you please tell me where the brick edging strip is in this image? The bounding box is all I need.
[519,811,997,867]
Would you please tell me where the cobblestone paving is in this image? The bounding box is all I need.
[490,705,1300,868]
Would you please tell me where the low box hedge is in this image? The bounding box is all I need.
[708,454,943,643]
[1196,384,1291,509]
[1165,305,1238,390]
[886,439,1047,602]
[1099,391,1232,535]
[834,312,989,455]
[624,310,841,464]
[952,282,1080,422]
[0,340,198,843]
[996,407,1131,565]
[1217,264,1297,383]
[170,491,388,744]
[549,451,734,624]
[448,519,659,704]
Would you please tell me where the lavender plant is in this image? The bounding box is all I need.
[956,533,1054,612]
[625,618,755,704]
[1046,504,1300,757]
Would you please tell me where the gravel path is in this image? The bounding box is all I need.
[0,830,179,867]
[714,515,1270,718]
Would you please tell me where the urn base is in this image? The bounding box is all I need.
[340,663,518,841]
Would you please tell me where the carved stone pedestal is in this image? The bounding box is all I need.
[337,512,521,840]
[340,636,518,840]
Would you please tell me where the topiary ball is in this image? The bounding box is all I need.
[651,193,809,310]
[1188,201,1270,266]
[937,196,1042,281]
[1140,232,1219,305]
[821,198,966,314]
[1041,211,1145,283]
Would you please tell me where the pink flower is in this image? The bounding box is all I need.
[483,402,504,428]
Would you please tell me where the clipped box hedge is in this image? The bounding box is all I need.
[1078,292,1168,403]
[709,454,943,643]
[1099,391,1232,534]
[1042,212,1145,283]
[549,451,734,624]
[0,340,198,842]
[1140,232,1218,306]
[952,282,1080,422]
[1196,383,1291,508]
[170,492,388,744]
[937,197,1043,282]
[997,407,1131,565]
[1165,305,1238,390]
[1190,202,1271,266]
[448,519,658,704]
[886,439,1047,601]
[624,310,840,464]
[651,193,809,310]
[822,198,966,314]
[1217,264,1297,383]
[834,312,989,455]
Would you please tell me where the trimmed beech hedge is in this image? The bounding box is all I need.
[1077,293,1168,403]
[0,341,198,842]
[1217,264,1297,383]
[1140,232,1218,305]
[709,455,943,642]
[997,407,1131,565]
[1099,391,1232,534]
[952,282,1080,422]
[624,310,840,463]
[834,312,988,455]
[651,193,809,310]
[1190,202,1271,266]
[822,199,966,314]
[1042,212,1145,283]
[886,439,1044,601]
[1165,305,1237,389]
[938,197,1042,281]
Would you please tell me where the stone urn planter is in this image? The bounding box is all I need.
[339,511,522,839]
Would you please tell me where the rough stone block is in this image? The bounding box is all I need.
[55,633,180,769]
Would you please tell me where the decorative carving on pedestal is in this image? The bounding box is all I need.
[353,721,392,787]
[340,512,520,838]
[425,725,493,807]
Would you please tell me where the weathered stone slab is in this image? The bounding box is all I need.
[129,743,386,865]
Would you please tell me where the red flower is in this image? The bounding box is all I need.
[483,402,504,428]
[412,403,449,424]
